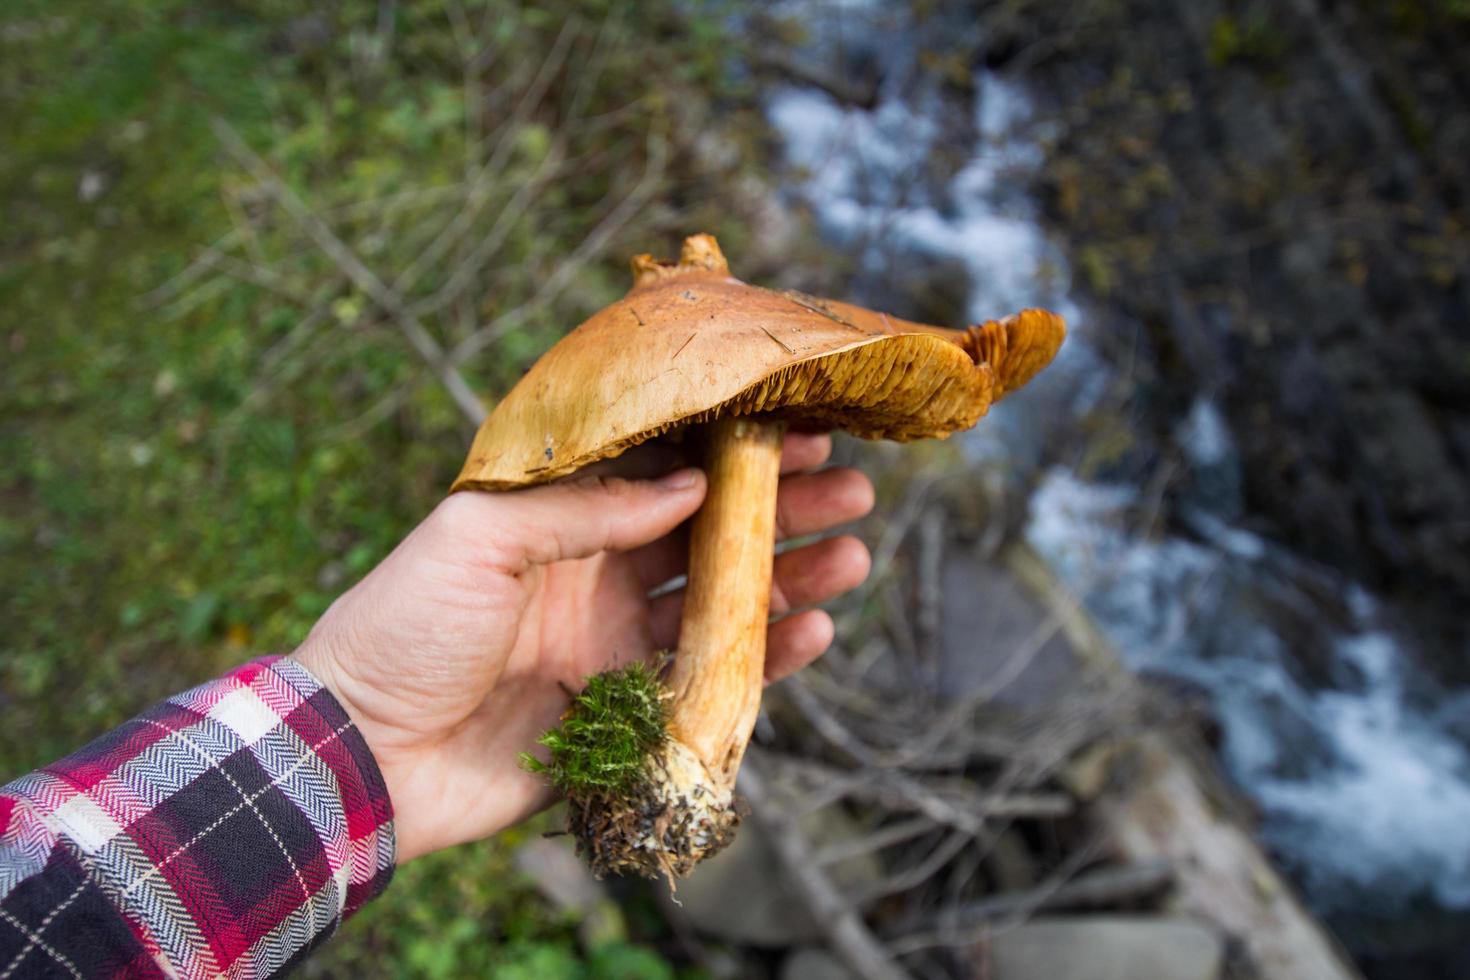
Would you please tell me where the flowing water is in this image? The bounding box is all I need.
[759,0,1470,945]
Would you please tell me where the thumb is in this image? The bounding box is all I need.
[481,467,706,569]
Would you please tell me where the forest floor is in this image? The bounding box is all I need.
[2,1,757,974]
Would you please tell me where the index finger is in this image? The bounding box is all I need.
[778,431,831,473]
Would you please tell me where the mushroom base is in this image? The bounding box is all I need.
[567,737,739,883]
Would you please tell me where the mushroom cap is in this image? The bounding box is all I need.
[453,234,1065,491]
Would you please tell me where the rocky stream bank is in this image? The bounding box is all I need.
[679,1,1470,977]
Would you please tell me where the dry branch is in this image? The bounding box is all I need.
[211,118,488,425]
[739,758,914,980]
[766,754,1073,831]
[446,132,667,362]
[884,858,1174,955]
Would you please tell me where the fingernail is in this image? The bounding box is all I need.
[657,467,699,491]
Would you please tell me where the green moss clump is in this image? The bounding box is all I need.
[521,662,671,799]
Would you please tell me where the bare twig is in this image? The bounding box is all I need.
[863,469,942,592]
[153,274,236,322]
[739,759,913,980]
[447,132,668,362]
[915,507,945,669]
[768,753,1072,831]
[259,305,333,374]
[223,310,376,427]
[211,118,487,425]
[855,830,971,905]
[140,228,246,308]
[885,854,1170,955]
[473,19,578,166]
[813,816,938,868]
[407,139,567,319]
[192,250,317,304]
[326,380,417,441]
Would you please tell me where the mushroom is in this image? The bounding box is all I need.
[452,233,1065,881]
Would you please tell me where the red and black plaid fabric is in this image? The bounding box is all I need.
[0,656,394,978]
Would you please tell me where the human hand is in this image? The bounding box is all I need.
[290,433,873,863]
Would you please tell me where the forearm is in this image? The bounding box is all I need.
[0,657,394,979]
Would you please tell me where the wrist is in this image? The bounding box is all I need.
[287,640,430,863]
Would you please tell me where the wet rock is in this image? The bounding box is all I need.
[983,916,1224,980]
[1020,0,1470,669]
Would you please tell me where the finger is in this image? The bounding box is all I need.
[775,465,874,539]
[628,467,874,590]
[452,468,707,570]
[764,609,835,684]
[768,535,871,615]
[780,431,831,473]
[647,535,871,647]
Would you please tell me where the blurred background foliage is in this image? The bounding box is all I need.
[1,0,756,971]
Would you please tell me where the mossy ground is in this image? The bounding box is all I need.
[1,0,748,973]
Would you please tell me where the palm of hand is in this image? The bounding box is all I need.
[294,434,872,862]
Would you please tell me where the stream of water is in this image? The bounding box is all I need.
[761,0,1470,931]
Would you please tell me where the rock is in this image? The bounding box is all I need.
[937,553,1080,707]
[1092,735,1358,980]
[666,804,883,946]
[779,948,850,980]
[983,916,1224,980]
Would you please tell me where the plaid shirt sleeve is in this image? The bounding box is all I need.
[0,656,395,979]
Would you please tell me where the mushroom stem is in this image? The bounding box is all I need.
[543,415,788,882]
[668,415,786,789]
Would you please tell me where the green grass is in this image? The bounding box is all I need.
[523,662,671,799]
[1,0,742,973]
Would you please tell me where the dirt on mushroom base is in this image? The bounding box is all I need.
[523,661,740,883]
[568,738,740,884]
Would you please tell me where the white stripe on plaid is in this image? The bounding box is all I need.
[1,657,395,979]
[99,721,358,979]
[0,881,86,980]
[236,879,342,980]
[49,795,122,855]
[267,659,397,907]
[208,689,282,747]
[0,792,54,899]
[90,830,217,980]
[248,722,353,882]
[116,721,354,902]
[137,716,314,910]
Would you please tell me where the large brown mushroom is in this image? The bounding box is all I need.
[453,233,1064,880]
